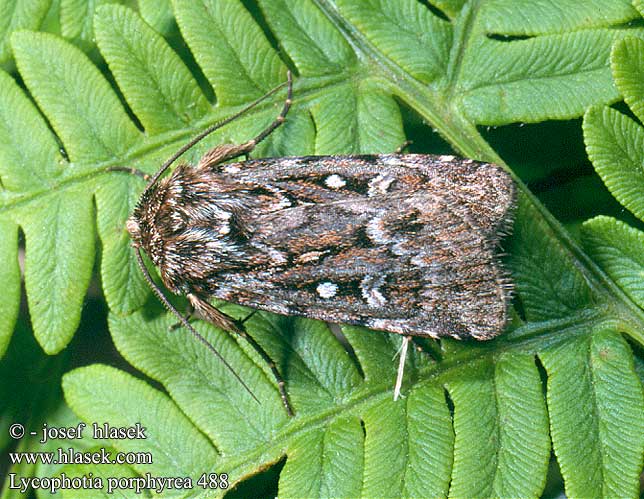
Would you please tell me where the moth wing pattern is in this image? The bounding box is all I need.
[142,154,515,341]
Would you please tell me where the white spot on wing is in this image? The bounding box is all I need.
[439,155,455,162]
[272,196,292,210]
[368,174,395,197]
[223,164,241,174]
[379,155,403,167]
[325,174,346,189]
[369,319,388,330]
[361,275,387,307]
[316,282,338,299]
[366,216,390,244]
[297,251,324,263]
[268,248,287,264]
[252,242,288,264]
[367,288,386,307]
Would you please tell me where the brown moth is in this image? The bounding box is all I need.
[121,72,515,415]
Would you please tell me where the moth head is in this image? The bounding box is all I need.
[126,194,152,248]
[125,186,167,266]
[126,216,142,246]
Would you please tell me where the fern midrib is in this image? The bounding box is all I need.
[211,309,606,477]
[461,63,610,92]
[489,370,504,497]
[585,333,607,496]
[520,186,644,343]
[444,0,478,100]
[311,0,493,161]
[0,90,317,213]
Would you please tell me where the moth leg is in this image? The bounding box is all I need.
[187,293,295,417]
[169,302,195,331]
[394,140,413,154]
[107,165,150,181]
[393,336,412,401]
[198,71,293,170]
[231,319,295,417]
[239,309,258,325]
[187,293,239,333]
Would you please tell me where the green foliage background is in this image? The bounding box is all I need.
[1,0,644,498]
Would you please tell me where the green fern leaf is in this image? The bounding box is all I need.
[0,0,51,66]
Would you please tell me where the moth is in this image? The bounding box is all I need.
[119,72,515,416]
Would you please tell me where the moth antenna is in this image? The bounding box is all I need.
[142,70,294,198]
[134,248,260,405]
